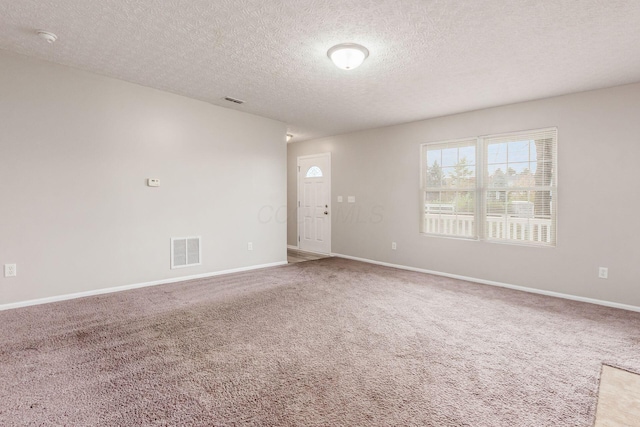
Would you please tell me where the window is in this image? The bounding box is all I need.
[421,128,557,246]
[423,139,477,238]
[306,166,323,178]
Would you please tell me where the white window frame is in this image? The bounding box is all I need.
[420,127,557,247]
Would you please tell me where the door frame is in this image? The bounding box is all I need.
[297,152,331,254]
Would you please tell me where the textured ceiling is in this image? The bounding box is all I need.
[1,0,640,142]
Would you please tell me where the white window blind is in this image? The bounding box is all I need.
[421,128,557,247]
[483,128,557,246]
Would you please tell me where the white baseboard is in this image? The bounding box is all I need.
[0,261,288,312]
[7,254,636,314]
[332,253,640,313]
[287,244,299,250]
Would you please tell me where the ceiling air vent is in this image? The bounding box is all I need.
[223,96,245,105]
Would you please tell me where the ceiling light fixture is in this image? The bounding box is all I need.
[286,134,293,142]
[327,43,369,70]
[36,30,58,44]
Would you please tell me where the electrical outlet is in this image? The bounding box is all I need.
[391,242,397,250]
[248,242,253,251]
[598,267,608,279]
[4,264,17,277]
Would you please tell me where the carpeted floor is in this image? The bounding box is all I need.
[1,258,639,426]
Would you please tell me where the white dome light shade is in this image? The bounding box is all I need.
[327,43,369,70]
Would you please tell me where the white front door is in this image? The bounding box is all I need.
[298,153,331,254]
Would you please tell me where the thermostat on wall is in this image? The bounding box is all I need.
[147,178,160,187]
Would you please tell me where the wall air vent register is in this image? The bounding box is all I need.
[171,236,201,269]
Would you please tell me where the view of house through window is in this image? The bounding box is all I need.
[424,139,477,238]
[421,128,557,246]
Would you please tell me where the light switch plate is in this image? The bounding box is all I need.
[4,264,16,277]
[347,196,356,203]
[147,178,160,187]
[598,267,608,279]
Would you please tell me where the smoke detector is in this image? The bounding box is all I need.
[36,30,58,44]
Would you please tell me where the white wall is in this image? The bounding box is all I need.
[288,83,640,307]
[0,51,287,305]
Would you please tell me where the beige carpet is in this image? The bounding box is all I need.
[1,258,640,426]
